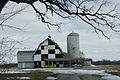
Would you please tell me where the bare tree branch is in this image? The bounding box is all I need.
[0,5,27,30]
[0,0,120,38]
[0,37,21,63]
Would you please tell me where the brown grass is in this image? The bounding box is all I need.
[0,65,120,80]
[0,70,53,80]
[107,71,120,76]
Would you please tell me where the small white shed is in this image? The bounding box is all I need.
[17,50,35,68]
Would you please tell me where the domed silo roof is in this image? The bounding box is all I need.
[68,32,79,36]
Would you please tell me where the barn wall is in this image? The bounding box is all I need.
[18,62,34,68]
[17,51,35,68]
[17,51,34,62]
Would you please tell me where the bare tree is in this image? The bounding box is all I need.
[0,0,120,39]
[0,3,27,30]
[0,3,27,66]
[0,37,20,64]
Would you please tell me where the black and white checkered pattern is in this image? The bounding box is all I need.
[34,38,63,67]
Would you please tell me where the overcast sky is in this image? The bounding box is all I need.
[1,0,120,63]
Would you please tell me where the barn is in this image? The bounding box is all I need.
[34,36,64,68]
[17,32,92,68]
[17,36,65,68]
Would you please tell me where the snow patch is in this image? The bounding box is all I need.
[7,77,30,79]
[23,68,120,80]
[17,77,30,79]
[0,69,28,74]
[38,68,105,74]
[102,74,120,80]
[47,76,57,80]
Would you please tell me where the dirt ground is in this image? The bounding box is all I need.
[79,74,106,80]
[52,73,106,80]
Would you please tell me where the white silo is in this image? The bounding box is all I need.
[67,32,80,58]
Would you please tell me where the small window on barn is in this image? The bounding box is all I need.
[48,50,55,54]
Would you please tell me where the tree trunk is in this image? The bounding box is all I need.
[0,0,9,13]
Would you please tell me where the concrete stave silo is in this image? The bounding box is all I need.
[67,32,80,58]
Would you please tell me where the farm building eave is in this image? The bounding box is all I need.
[44,58,85,61]
[17,50,35,54]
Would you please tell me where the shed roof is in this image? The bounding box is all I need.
[17,50,35,54]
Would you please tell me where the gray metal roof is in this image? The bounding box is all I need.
[17,50,35,54]
[68,32,79,36]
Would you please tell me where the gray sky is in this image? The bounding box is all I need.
[1,0,120,63]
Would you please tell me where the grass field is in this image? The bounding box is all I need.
[0,70,53,80]
[84,65,120,77]
[0,65,120,80]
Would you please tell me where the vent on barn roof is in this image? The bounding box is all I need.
[48,35,51,39]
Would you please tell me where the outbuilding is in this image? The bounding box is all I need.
[17,50,35,68]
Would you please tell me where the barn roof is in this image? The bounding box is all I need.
[37,36,63,53]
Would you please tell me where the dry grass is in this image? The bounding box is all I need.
[0,65,120,80]
[107,71,120,76]
[104,65,120,77]
[53,73,71,80]
[0,70,53,80]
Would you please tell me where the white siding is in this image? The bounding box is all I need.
[41,50,48,54]
[55,49,60,54]
[18,62,34,68]
[34,54,41,61]
[48,54,55,59]
[41,61,45,67]
[17,51,34,62]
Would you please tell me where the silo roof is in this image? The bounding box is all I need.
[68,32,79,36]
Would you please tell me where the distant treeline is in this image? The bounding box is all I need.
[92,60,120,65]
